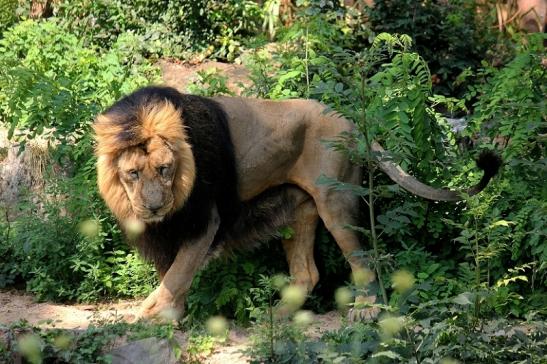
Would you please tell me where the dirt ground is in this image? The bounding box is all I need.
[158,59,252,95]
[0,289,342,363]
[0,289,139,329]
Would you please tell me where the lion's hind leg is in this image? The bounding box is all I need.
[282,188,320,295]
[312,188,380,320]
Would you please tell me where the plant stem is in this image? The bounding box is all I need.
[269,294,274,360]
[359,70,388,305]
[405,327,422,364]
[474,217,481,317]
[4,208,10,245]
[368,167,388,305]
[304,27,310,99]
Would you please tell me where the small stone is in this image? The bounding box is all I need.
[110,338,178,364]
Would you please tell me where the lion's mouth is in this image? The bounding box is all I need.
[135,202,173,224]
[138,209,168,223]
[141,215,165,223]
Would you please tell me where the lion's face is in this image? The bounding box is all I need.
[117,137,176,223]
[95,97,196,224]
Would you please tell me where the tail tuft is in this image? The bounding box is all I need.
[476,150,502,178]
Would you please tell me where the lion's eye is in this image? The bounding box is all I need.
[128,170,139,180]
[158,165,170,177]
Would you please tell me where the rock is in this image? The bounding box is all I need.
[109,337,178,364]
[0,128,48,209]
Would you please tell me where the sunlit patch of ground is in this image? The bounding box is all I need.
[0,289,346,363]
[0,289,138,329]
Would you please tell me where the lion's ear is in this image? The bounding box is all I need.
[93,114,131,157]
[97,154,133,220]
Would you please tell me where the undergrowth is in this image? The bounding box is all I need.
[0,319,178,364]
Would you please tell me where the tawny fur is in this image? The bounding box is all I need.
[94,86,500,320]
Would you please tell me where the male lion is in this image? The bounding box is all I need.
[93,86,500,319]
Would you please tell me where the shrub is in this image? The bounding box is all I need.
[454,33,547,314]
[0,19,159,301]
[366,0,499,95]
[0,19,157,156]
[0,0,17,34]
[187,244,288,323]
[0,320,178,363]
[53,0,262,60]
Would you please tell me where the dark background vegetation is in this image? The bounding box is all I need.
[0,0,545,362]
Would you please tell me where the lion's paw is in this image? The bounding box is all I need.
[137,286,184,321]
[347,295,380,322]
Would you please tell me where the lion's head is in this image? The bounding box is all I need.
[93,99,196,224]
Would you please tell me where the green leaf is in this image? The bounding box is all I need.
[316,174,370,196]
[453,292,473,305]
[489,220,515,228]
[372,351,403,360]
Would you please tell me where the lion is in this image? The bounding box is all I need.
[93,86,501,320]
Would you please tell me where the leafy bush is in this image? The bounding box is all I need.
[0,19,159,301]
[187,244,288,323]
[247,309,546,363]
[366,0,499,95]
[245,273,546,364]
[54,0,262,60]
[0,320,178,363]
[0,19,157,155]
[453,33,547,314]
[0,0,17,34]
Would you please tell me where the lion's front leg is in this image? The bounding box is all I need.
[138,207,220,320]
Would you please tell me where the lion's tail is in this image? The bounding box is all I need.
[217,186,297,254]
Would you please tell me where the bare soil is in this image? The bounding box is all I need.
[0,289,342,363]
[158,59,251,95]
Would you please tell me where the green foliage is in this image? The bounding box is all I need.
[367,0,499,95]
[312,314,546,363]
[246,11,355,101]
[0,320,177,363]
[186,244,288,323]
[187,68,235,96]
[3,177,157,302]
[245,276,546,363]
[448,32,547,314]
[0,0,17,34]
[53,0,262,60]
[0,19,157,160]
[245,275,311,363]
[0,207,17,287]
[54,0,142,49]
[0,19,159,301]
[468,33,546,160]
[184,331,217,363]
